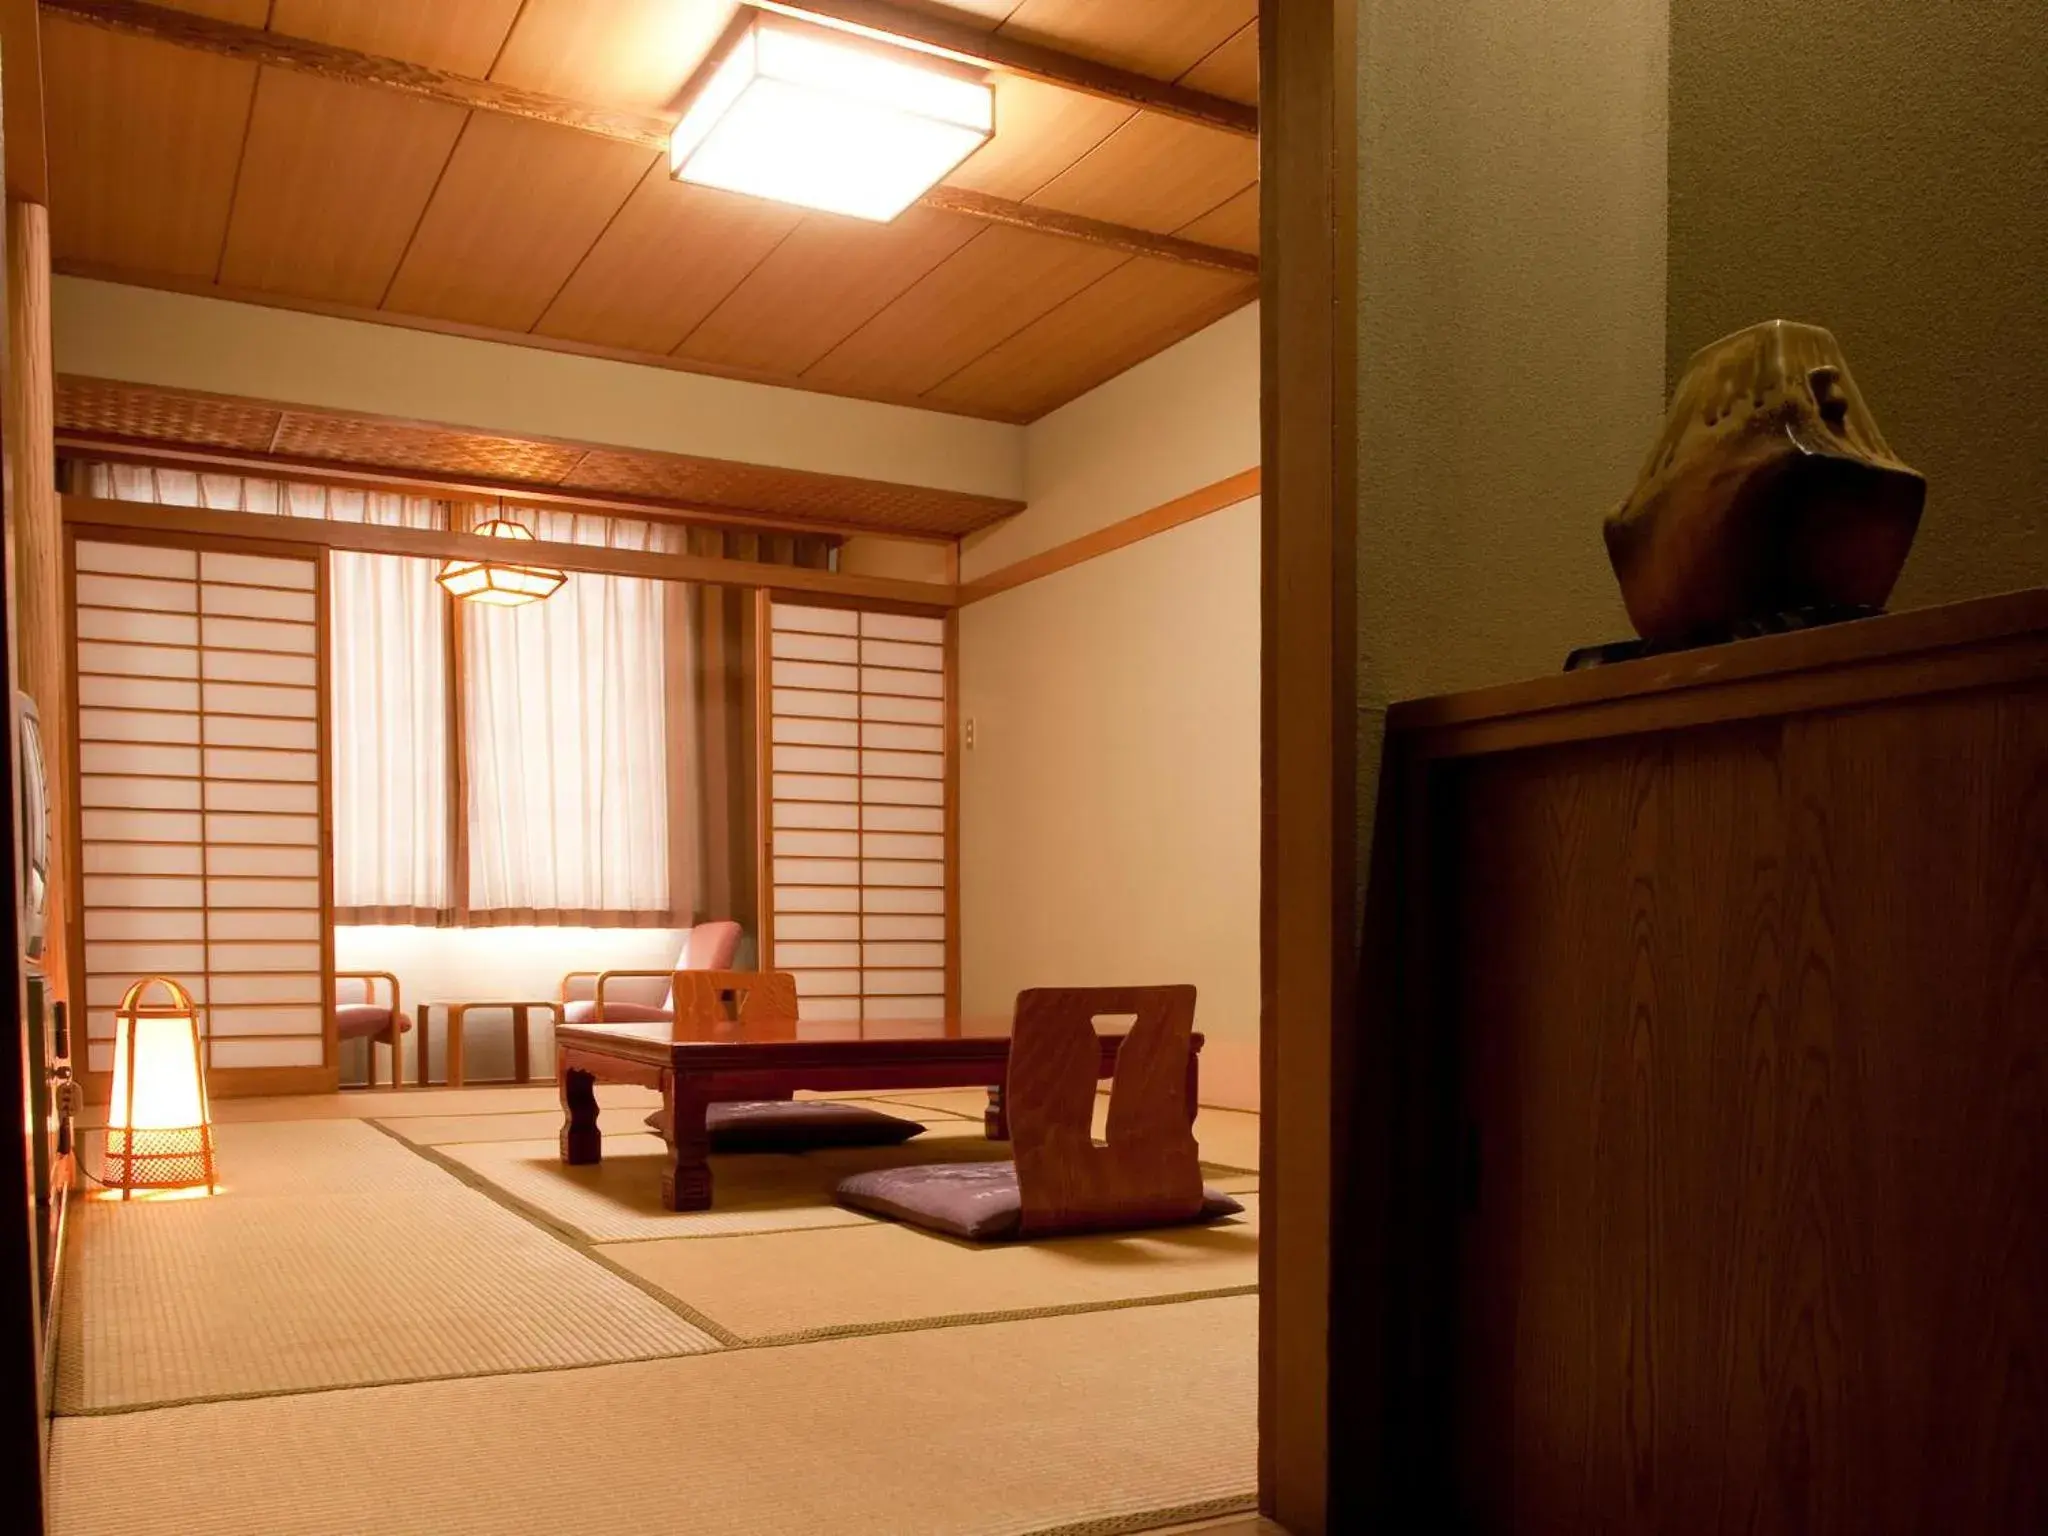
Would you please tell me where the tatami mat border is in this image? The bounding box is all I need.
[370,1120,1260,1348]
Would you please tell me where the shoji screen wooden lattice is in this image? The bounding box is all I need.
[764,602,954,1022]
[71,535,333,1088]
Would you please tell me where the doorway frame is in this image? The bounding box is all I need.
[1259,2,1359,1532]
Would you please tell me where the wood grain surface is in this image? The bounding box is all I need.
[1422,677,2047,1530]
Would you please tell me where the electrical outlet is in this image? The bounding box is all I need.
[964,717,977,750]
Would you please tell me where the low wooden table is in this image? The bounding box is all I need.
[554,1015,1205,1210]
[418,999,561,1088]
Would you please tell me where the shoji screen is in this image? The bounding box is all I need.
[765,601,952,1022]
[73,535,332,1085]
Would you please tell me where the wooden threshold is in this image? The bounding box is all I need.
[61,495,960,612]
[959,467,1260,604]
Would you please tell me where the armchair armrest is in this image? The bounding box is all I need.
[592,970,677,1020]
[336,970,401,1014]
[561,970,603,1004]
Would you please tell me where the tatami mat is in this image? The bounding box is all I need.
[379,1096,975,1148]
[441,1127,1253,1244]
[203,1118,470,1197]
[59,1133,719,1413]
[603,1195,1261,1343]
[49,1296,1257,1536]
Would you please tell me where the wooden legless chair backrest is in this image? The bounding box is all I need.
[669,970,800,1039]
[1005,984,1204,1237]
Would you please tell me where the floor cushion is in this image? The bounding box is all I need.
[834,1160,1244,1242]
[642,1100,927,1152]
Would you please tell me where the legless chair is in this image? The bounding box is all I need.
[643,970,923,1187]
[835,985,1240,1241]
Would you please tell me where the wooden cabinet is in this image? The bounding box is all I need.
[1344,591,2048,1532]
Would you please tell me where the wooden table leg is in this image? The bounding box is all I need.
[446,1005,466,1089]
[417,1004,432,1088]
[661,1079,714,1211]
[985,1084,1009,1141]
[559,1067,601,1164]
[512,1004,532,1084]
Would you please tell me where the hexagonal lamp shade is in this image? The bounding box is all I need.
[105,977,217,1198]
[435,519,568,607]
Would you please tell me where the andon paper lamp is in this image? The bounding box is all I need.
[668,10,995,222]
[105,977,216,1198]
[436,519,568,607]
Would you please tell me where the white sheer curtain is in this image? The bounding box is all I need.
[80,464,454,918]
[462,511,678,921]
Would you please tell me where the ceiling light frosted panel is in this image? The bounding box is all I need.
[669,16,994,222]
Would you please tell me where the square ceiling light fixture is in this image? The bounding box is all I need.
[668,9,995,222]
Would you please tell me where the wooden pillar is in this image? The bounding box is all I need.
[6,198,67,1005]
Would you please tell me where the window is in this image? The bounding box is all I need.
[72,466,776,927]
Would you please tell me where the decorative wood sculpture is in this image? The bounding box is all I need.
[1007,985,1205,1238]
[1604,320,1925,645]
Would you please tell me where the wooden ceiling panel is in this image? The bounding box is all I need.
[1028,113,1258,236]
[55,376,281,453]
[218,70,468,307]
[267,0,525,75]
[381,115,657,332]
[42,20,255,279]
[998,0,1256,81]
[268,413,589,483]
[923,257,1256,420]
[534,174,802,352]
[1178,21,1258,105]
[801,227,1126,400]
[676,206,985,379]
[1175,184,1259,255]
[148,0,270,22]
[488,0,736,112]
[945,76,1133,202]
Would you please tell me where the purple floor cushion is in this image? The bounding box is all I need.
[835,1160,1244,1242]
[642,1099,926,1152]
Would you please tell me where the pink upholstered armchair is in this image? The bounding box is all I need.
[557,921,744,1027]
[335,971,411,1090]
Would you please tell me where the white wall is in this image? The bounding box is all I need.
[960,307,1261,1108]
[334,925,686,1086]
[962,303,1260,579]
[53,277,1025,501]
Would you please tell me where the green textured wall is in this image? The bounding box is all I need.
[1667,0,2048,608]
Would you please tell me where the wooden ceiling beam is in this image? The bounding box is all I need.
[41,0,1259,275]
[752,0,1259,139]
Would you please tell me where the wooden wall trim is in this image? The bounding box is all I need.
[759,0,1258,138]
[1388,587,2048,755]
[59,438,957,547]
[61,494,960,612]
[1262,1,1357,1531]
[54,372,1023,541]
[39,0,1257,277]
[1,0,47,204]
[957,467,1260,605]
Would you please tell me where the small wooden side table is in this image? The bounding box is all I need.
[417,1000,561,1088]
